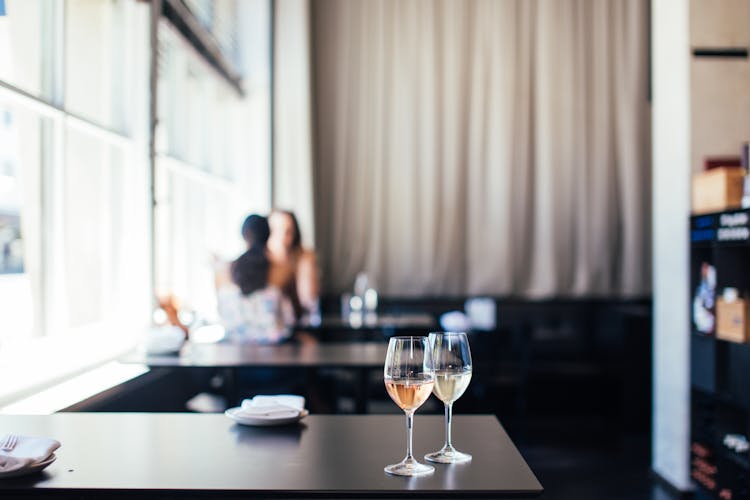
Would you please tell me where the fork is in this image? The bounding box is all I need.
[1,434,18,452]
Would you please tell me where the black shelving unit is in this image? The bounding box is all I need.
[690,209,750,499]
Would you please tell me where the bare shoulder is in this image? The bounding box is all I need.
[298,249,318,266]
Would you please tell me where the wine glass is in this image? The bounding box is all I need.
[383,336,436,476]
[424,331,473,464]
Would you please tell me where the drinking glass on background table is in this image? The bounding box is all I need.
[383,336,435,476]
[425,331,473,464]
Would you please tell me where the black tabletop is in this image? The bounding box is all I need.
[0,413,542,498]
[119,341,388,368]
[296,313,438,342]
[297,313,437,331]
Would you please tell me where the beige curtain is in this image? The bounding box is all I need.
[311,0,650,297]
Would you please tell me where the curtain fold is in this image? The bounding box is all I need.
[312,0,650,297]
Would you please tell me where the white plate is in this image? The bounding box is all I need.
[0,454,56,479]
[225,407,309,426]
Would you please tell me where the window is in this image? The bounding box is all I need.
[0,0,151,402]
[0,103,44,342]
[66,0,124,131]
[63,128,150,329]
[0,0,271,405]
[154,23,258,321]
[0,0,50,98]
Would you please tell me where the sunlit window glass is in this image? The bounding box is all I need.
[65,0,128,131]
[0,0,50,98]
[0,103,43,343]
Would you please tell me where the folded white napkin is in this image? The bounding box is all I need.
[0,435,60,475]
[240,395,305,417]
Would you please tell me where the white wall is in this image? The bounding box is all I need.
[690,0,750,173]
[651,0,692,491]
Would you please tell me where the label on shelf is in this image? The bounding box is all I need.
[717,211,750,242]
[691,209,750,243]
[692,214,717,242]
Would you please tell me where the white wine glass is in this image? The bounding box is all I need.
[383,336,435,476]
[425,331,472,464]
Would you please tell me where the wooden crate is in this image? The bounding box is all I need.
[716,297,750,343]
[692,167,745,214]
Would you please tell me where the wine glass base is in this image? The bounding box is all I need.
[424,447,472,464]
[384,458,435,476]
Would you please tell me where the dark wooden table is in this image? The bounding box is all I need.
[120,341,388,412]
[0,413,542,498]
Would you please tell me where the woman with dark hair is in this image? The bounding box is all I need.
[230,214,269,295]
[217,214,294,344]
[267,209,320,319]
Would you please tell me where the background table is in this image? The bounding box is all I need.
[0,413,542,498]
[296,313,437,341]
[120,341,387,368]
[120,341,388,412]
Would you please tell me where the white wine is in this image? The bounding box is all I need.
[385,378,435,411]
[432,370,471,404]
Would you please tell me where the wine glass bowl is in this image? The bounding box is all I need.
[383,336,435,476]
[425,331,473,464]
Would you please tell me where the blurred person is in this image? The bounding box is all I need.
[210,215,319,409]
[267,209,320,319]
[216,214,295,344]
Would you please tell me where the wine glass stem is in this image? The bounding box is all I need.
[405,410,415,461]
[444,402,453,449]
